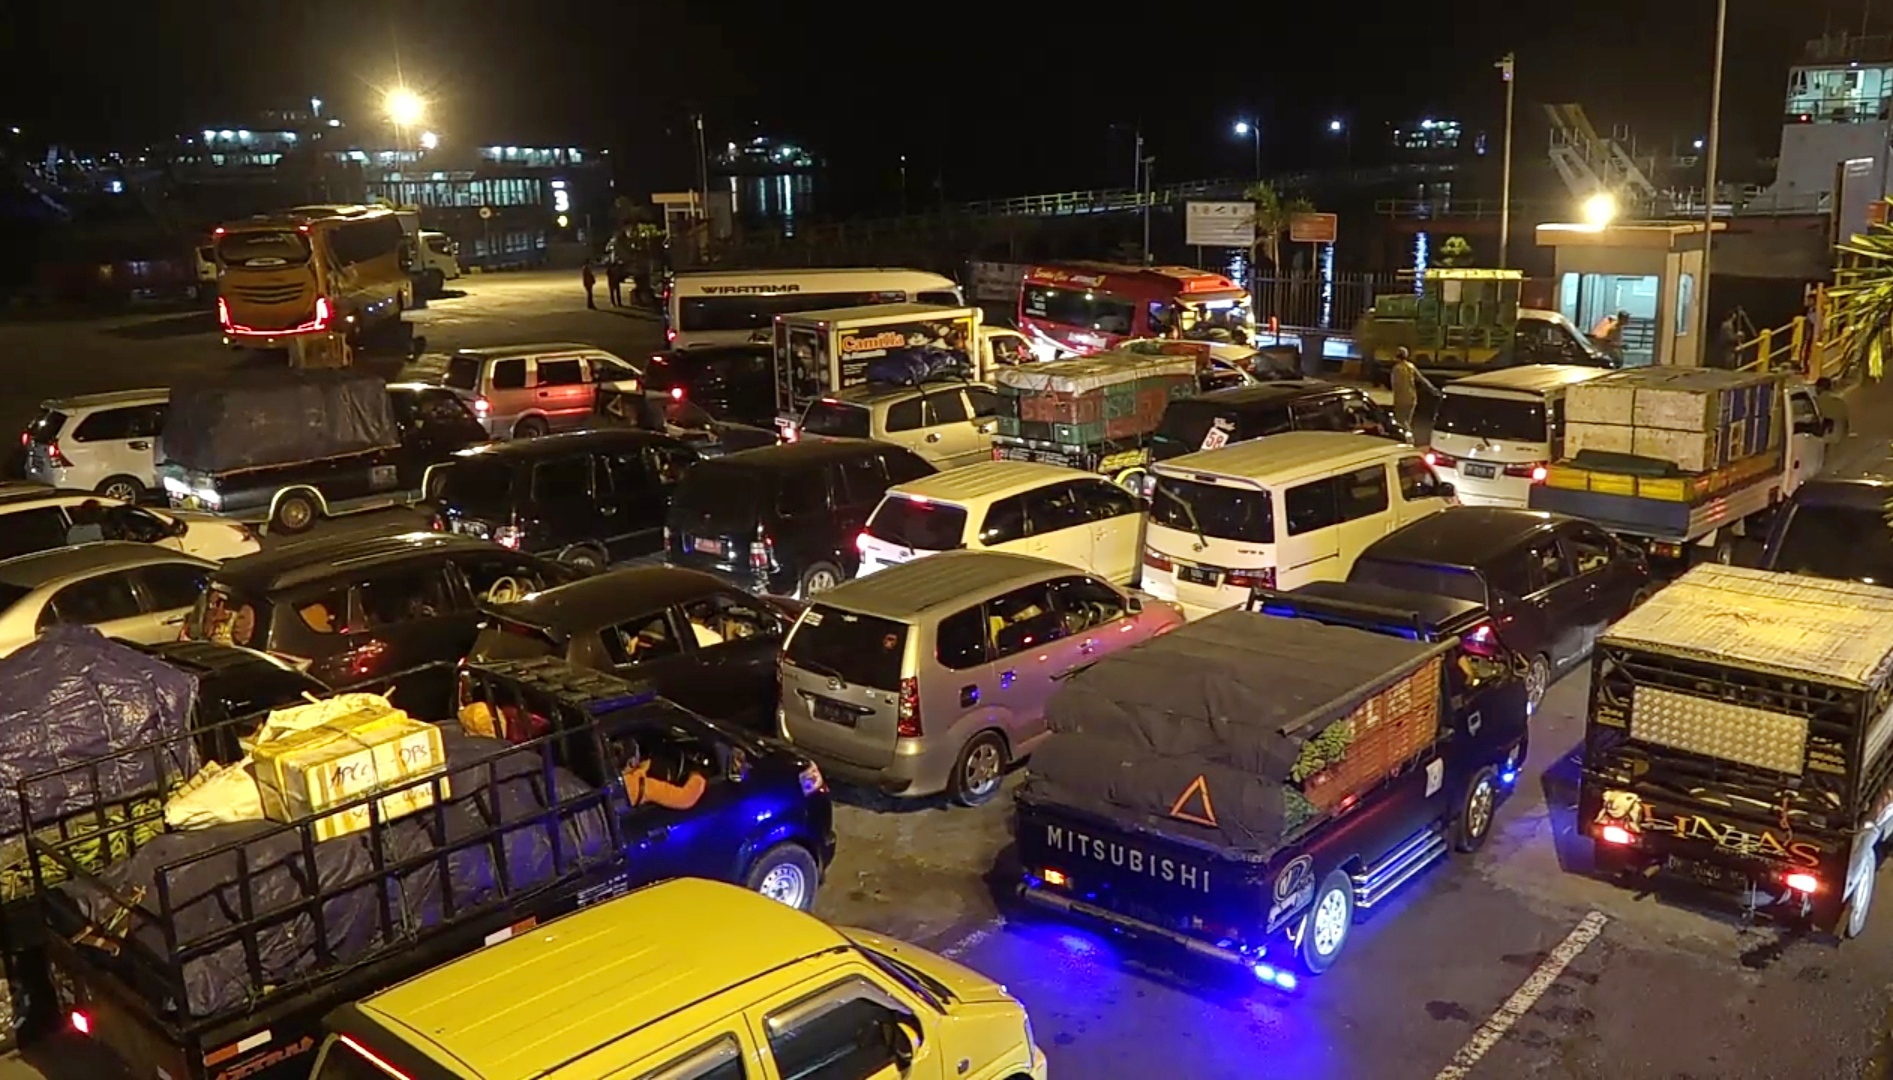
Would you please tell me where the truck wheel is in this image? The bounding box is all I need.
[1845,859,1878,939]
[745,842,820,911]
[1525,654,1550,715]
[950,731,1009,807]
[1298,870,1355,974]
[271,491,320,534]
[1453,766,1500,853]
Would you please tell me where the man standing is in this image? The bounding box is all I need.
[1391,347,1437,435]
[606,261,626,307]
[581,260,597,310]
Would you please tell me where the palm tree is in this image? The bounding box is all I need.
[1829,219,1893,378]
[1243,181,1315,277]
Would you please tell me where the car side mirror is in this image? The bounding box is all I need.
[1793,419,1825,436]
[1435,481,1455,499]
[1126,594,1143,615]
[976,418,998,435]
[883,1019,918,1067]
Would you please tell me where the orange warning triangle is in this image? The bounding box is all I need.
[1168,774,1218,828]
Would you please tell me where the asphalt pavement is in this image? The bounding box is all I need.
[5,284,1893,1078]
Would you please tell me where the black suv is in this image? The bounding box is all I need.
[427,429,701,572]
[468,566,796,733]
[1148,380,1406,463]
[640,345,775,427]
[666,439,935,598]
[184,532,579,705]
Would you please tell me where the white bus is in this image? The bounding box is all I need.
[665,267,962,350]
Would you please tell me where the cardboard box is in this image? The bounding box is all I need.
[1567,422,1635,457]
[1565,380,1638,425]
[1633,427,1721,473]
[252,708,448,842]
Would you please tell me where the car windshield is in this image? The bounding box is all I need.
[867,496,967,552]
[801,400,872,439]
[434,459,516,513]
[216,230,312,268]
[1433,394,1546,444]
[785,605,908,691]
[444,356,482,391]
[1150,476,1273,543]
[1771,504,1893,585]
[671,464,767,530]
[1348,558,1490,604]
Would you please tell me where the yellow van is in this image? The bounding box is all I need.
[310,878,1046,1080]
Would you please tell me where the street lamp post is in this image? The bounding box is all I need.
[1695,0,1728,364]
[1496,53,1516,268]
[1234,121,1260,179]
[1328,118,1351,166]
[1142,155,1156,264]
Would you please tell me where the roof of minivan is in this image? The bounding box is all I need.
[890,460,1089,503]
[215,531,495,593]
[451,343,603,359]
[779,302,969,324]
[450,429,676,463]
[1359,507,1564,570]
[672,267,949,282]
[817,549,1068,618]
[1445,364,1610,395]
[347,880,849,1079]
[503,566,734,631]
[0,541,209,586]
[1155,431,1405,484]
[707,437,900,471]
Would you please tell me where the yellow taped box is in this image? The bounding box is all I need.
[252,707,449,841]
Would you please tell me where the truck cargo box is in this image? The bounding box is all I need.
[159,369,399,475]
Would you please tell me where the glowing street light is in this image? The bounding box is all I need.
[1233,119,1260,179]
[384,86,426,128]
[419,131,439,151]
[1328,119,1344,134]
[1581,191,1619,229]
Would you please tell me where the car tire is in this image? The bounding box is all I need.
[97,475,145,504]
[798,561,844,600]
[745,842,820,911]
[1526,653,1550,716]
[271,490,320,535]
[1298,869,1355,975]
[949,731,1009,808]
[512,416,550,440]
[1453,766,1500,854]
[558,545,606,573]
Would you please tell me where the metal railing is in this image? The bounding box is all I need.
[949,162,1462,219]
[1251,272,1401,332]
[1378,187,1830,222]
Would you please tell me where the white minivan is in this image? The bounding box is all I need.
[1141,432,1453,619]
[1425,365,1610,508]
[856,460,1145,585]
[666,267,963,350]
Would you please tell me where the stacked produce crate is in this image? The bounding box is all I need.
[1565,368,1779,474]
[994,351,1198,446]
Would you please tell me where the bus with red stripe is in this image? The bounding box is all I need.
[1018,262,1251,359]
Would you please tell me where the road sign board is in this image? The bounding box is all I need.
[1289,212,1338,244]
[1186,201,1256,247]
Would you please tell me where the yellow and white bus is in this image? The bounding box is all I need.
[214,204,412,348]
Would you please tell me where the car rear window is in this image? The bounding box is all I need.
[867,495,968,552]
[444,356,482,391]
[1151,476,1274,544]
[785,605,908,691]
[801,400,872,439]
[216,230,312,268]
[1347,558,1490,604]
[433,459,517,513]
[671,463,768,530]
[1434,393,1546,444]
[25,410,65,444]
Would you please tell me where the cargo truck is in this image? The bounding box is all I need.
[989,348,1203,480]
[771,303,992,437]
[1582,565,1893,938]
[1355,268,1614,382]
[1528,367,1829,565]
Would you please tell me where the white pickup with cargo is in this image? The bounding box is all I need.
[1528,367,1829,564]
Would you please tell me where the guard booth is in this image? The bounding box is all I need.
[1535,221,1725,367]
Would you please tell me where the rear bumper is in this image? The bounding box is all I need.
[1018,881,1299,987]
[1590,839,1843,929]
[789,741,953,798]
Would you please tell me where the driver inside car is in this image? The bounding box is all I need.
[618,734,708,811]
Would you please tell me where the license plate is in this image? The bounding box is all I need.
[811,698,859,727]
[1179,564,1220,586]
[1664,854,1737,888]
[692,536,724,556]
[1462,462,1497,479]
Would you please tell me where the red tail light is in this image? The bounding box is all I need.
[666,327,677,343]
[1425,450,1457,468]
[1225,567,1276,590]
[750,529,774,572]
[1143,547,1174,572]
[216,295,231,328]
[670,386,685,401]
[1785,871,1820,894]
[473,396,491,417]
[1502,462,1549,483]
[429,514,446,532]
[312,296,332,331]
[70,1011,90,1036]
[1599,824,1635,846]
[896,676,922,738]
[855,532,871,552]
[17,430,26,448]
[46,442,73,468]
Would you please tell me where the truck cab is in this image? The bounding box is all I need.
[1014,586,1527,982]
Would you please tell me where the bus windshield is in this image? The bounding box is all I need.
[217,231,312,268]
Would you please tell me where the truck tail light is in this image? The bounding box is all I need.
[896,676,922,738]
[1143,547,1174,572]
[1599,824,1636,846]
[1225,567,1275,590]
[1785,871,1820,894]
[1041,867,1069,887]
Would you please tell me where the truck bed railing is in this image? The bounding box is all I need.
[20,661,636,1031]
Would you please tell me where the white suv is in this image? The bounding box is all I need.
[23,390,170,503]
[0,490,259,563]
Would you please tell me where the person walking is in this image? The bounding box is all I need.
[581,260,597,310]
[606,261,626,307]
[1390,347,1437,435]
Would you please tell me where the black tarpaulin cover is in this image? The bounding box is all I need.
[158,368,398,474]
[1025,609,1450,853]
[0,626,197,838]
[65,726,612,1020]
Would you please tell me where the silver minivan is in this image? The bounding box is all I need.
[777,550,1183,806]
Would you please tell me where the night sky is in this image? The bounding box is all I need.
[0,0,1870,199]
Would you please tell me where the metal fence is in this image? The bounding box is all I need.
[1250,271,1400,332]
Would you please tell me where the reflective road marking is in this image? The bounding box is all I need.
[1433,910,1609,1080]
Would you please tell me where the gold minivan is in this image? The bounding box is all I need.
[310,878,1046,1080]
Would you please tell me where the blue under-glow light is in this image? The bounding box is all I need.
[1251,962,1299,992]
[1500,769,1518,786]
